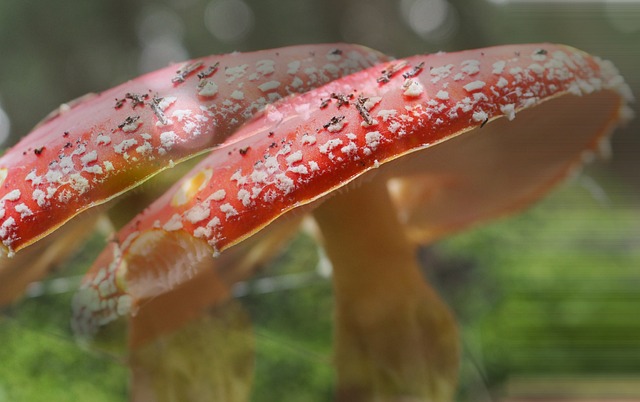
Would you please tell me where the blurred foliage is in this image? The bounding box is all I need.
[439,172,640,396]
[0,234,128,402]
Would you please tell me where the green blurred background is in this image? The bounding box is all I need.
[0,0,639,401]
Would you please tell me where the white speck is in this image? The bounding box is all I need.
[360,118,378,128]
[492,60,506,75]
[256,59,275,75]
[45,169,63,184]
[531,49,548,62]
[230,170,247,186]
[225,64,248,83]
[453,73,465,81]
[157,96,177,110]
[496,77,509,88]
[365,131,382,150]
[210,189,226,201]
[160,131,179,149]
[81,151,98,166]
[376,109,397,121]
[267,93,281,102]
[287,60,301,75]
[3,190,21,202]
[294,103,311,120]
[288,165,308,175]
[163,214,183,231]
[185,204,211,224]
[171,109,192,122]
[309,161,319,171]
[14,203,32,218]
[264,156,279,172]
[290,76,303,88]
[341,142,358,156]
[463,81,486,92]
[500,104,516,120]
[521,97,538,108]
[114,139,137,154]
[95,134,111,146]
[567,82,582,97]
[0,217,16,239]
[323,63,339,75]
[206,216,221,228]
[326,117,346,133]
[136,141,153,155]
[430,64,454,83]
[220,203,238,218]
[198,80,218,97]
[25,170,42,186]
[258,81,281,92]
[326,50,342,62]
[286,151,303,165]
[509,67,524,78]
[388,121,401,133]
[83,165,104,175]
[262,190,277,203]
[473,92,488,102]
[472,111,488,123]
[267,107,284,122]
[250,170,268,183]
[461,59,480,76]
[319,139,342,154]
[304,66,318,77]
[362,96,381,111]
[237,189,252,206]
[116,295,132,316]
[403,79,424,97]
[32,189,47,207]
[528,63,545,76]
[193,226,211,239]
[577,79,595,94]
[121,119,141,133]
[104,161,114,172]
[275,174,295,194]
[436,90,449,100]
[231,90,244,100]
[300,133,316,146]
[69,174,90,194]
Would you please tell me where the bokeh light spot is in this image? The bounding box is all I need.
[400,0,458,42]
[205,0,254,44]
[0,100,11,146]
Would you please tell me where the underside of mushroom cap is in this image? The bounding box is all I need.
[387,86,626,244]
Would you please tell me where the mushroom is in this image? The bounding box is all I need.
[0,43,387,304]
[0,43,385,256]
[72,43,633,400]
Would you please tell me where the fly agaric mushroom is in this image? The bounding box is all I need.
[72,43,633,400]
[0,44,388,304]
[0,43,386,256]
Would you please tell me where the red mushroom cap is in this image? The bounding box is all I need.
[0,44,387,256]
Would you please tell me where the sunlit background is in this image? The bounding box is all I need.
[0,0,639,401]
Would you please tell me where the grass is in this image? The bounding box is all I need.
[1,171,638,401]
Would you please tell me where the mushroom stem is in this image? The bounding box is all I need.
[313,179,459,402]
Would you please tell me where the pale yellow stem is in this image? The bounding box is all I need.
[313,179,460,402]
